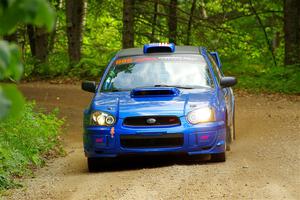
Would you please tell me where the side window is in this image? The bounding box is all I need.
[208,54,223,83]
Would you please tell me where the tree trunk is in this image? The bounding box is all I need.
[27,25,48,63]
[249,0,277,66]
[272,31,280,51]
[150,0,159,43]
[66,0,84,66]
[186,0,196,45]
[122,0,135,48]
[27,25,36,57]
[284,0,300,65]
[168,0,177,44]
[35,28,49,62]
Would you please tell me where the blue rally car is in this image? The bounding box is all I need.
[82,43,237,171]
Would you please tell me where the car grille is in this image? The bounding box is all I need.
[120,133,183,148]
[123,116,180,127]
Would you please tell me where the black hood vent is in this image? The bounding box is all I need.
[130,87,180,97]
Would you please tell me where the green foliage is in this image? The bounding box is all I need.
[0,0,55,34]
[223,63,300,94]
[0,0,55,119]
[0,41,25,119]
[18,0,298,94]
[0,102,64,190]
[23,52,70,78]
[0,41,23,80]
[0,84,25,119]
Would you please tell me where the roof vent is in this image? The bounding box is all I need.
[143,43,175,53]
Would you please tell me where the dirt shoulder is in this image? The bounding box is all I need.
[4,82,300,200]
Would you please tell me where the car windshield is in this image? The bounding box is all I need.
[101,55,213,92]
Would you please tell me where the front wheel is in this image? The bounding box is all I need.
[226,124,232,151]
[232,108,236,140]
[210,152,226,162]
[226,110,235,151]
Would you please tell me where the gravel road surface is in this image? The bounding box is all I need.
[5,83,300,200]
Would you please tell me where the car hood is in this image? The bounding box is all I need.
[91,88,217,118]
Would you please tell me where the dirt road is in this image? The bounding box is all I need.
[6,83,300,200]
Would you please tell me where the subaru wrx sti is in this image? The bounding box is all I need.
[82,43,237,171]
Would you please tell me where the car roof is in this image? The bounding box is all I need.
[116,46,201,58]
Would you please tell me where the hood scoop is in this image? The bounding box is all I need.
[130,87,180,98]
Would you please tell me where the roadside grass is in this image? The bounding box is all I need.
[0,102,64,193]
[223,63,300,94]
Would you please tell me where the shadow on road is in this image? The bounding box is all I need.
[87,154,213,173]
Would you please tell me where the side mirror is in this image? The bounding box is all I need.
[210,52,222,69]
[220,77,237,88]
[82,81,96,93]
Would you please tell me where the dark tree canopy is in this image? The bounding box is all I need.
[1,0,299,93]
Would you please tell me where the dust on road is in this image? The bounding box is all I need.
[5,82,300,200]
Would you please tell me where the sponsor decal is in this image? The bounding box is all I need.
[115,58,133,65]
[115,57,157,65]
[114,56,201,65]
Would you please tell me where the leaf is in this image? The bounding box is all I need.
[0,41,11,74]
[0,0,55,120]
[0,84,25,120]
[7,43,23,81]
[0,0,55,35]
[0,86,11,119]
[0,40,23,81]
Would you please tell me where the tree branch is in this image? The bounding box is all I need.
[249,0,277,66]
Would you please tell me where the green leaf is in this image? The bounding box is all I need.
[0,86,11,119]
[0,84,25,120]
[0,41,11,73]
[0,40,23,81]
[0,0,55,35]
[7,43,23,81]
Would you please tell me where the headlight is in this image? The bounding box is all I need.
[91,111,116,126]
[187,107,215,124]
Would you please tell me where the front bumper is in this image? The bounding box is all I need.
[83,117,226,158]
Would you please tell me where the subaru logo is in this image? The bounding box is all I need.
[146,118,156,124]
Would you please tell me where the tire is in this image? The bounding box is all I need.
[87,158,99,172]
[210,152,226,162]
[226,110,235,151]
[226,124,232,151]
[232,108,236,140]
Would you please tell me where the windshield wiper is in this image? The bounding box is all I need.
[154,84,195,89]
